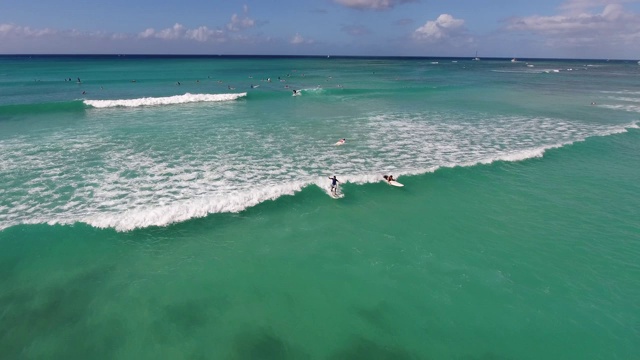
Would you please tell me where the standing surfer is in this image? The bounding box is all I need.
[329,176,340,194]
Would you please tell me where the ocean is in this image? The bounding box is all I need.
[0,55,639,359]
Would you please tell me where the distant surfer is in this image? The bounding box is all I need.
[384,175,395,183]
[335,138,346,146]
[292,89,299,95]
[329,176,340,194]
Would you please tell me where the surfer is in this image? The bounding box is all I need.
[385,175,395,183]
[329,176,340,194]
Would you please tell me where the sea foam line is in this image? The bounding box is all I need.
[2,121,637,233]
[81,181,307,231]
[321,120,639,185]
[84,92,247,108]
[112,121,639,232]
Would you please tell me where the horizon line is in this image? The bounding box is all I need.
[1,54,639,62]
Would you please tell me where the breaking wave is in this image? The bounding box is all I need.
[0,120,636,232]
[84,92,247,108]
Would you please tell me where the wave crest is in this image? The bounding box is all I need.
[83,182,306,232]
[84,92,247,108]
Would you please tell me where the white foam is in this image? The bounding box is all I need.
[609,97,640,103]
[599,90,640,94]
[82,181,307,231]
[480,147,548,163]
[84,92,247,108]
[600,104,640,113]
[1,107,637,232]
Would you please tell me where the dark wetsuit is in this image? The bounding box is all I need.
[329,177,339,192]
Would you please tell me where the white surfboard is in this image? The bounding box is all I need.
[383,175,404,187]
[329,190,344,199]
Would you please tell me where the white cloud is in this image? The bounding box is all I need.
[506,2,640,49]
[559,0,636,15]
[413,14,467,42]
[291,33,314,45]
[0,23,57,37]
[138,23,186,40]
[0,8,261,54]
[187,26,225,42]
[110,33,129,40]
[138,28,156,39]
[157,23,185,40]
[291,33,304,44]
[0,23,119,41]
[333,0,416,11]
[138,23,225,42]
[227,5,256,31]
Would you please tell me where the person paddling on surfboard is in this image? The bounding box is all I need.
[383,175,404,187]
[329,176,340,194]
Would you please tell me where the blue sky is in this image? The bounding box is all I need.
[1,0,639,59]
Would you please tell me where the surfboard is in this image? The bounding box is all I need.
[329,190,344,199]
[383,175,404,187]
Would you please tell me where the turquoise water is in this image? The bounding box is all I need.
[1,56,639,359]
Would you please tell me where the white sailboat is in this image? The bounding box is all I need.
[473,51,480,61]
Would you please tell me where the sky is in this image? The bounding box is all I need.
[1,0,639,59]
